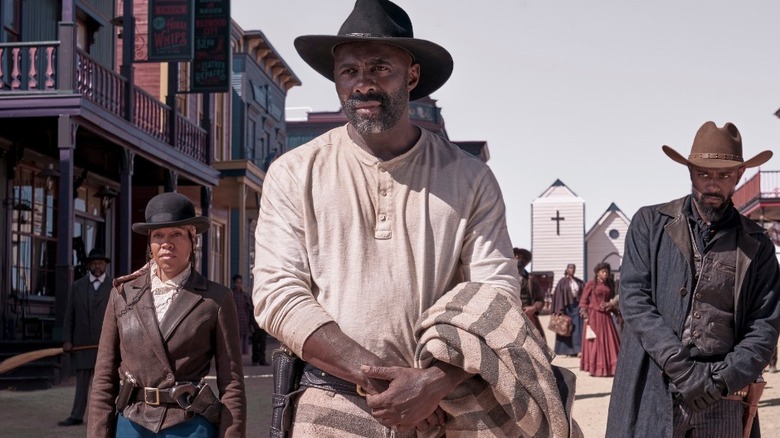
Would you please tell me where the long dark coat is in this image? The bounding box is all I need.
[62,274,112,369]
[551,275,584,314]
[606,196,780,437]
[88,269,246,437]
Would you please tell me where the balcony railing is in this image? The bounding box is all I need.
[135,87,170,142]
[733,170,780,212]
[76,51,126,118]
[0,41,58,91]
[0,41,207,165]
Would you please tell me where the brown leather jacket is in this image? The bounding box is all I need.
[88,268,246,437]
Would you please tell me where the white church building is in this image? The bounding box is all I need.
[531,180,631,293]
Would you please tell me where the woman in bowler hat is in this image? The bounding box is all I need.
[88,192,246,437]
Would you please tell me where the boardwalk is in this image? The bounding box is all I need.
[3,321,780,437]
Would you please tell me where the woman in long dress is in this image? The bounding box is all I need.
[579,262,620,377]
[551,264,584,356]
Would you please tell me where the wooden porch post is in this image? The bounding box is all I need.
[238,185,247,284]
[118,150,135,276]
[121,0,135,122]
[54,116,76,334]
[57,0,76,93]
[200,186,211,276]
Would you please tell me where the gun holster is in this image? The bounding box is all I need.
[270,346,305,438]
[115,371,138,413]
[174,381,222,425]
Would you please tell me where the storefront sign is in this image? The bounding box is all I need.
[148,0,194,61]
[191,0,231,92]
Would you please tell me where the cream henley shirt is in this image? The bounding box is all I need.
[252,125,520,366]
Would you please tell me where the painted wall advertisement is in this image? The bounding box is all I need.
[191,0,231,92]
[148,0,194,61]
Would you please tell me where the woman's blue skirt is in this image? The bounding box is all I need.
[553,303,583,356]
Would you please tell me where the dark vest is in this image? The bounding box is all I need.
[681,226,737,357]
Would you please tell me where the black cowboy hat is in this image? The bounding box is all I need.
[513,248,532,261]
[662,121,773,169]
[86,248,111,263]
[294,0,453,101]
[132,192,210,235]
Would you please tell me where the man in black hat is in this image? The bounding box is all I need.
[607,121,780,437]
[253,1,573,437]
[514,247,546,337]
[58,248,112,426]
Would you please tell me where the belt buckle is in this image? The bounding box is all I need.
[144,387,160,406]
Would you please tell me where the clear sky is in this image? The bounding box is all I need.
[232,0,780,249]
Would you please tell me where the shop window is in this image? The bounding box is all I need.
[11,167,57,297]
[209,222,225,284]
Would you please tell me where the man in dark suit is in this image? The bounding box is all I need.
[58,248,112,427]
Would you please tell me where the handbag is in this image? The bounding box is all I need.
[547,313,574,337]
[585,324,597,340]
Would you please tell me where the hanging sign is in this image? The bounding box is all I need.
[190,0,231,92]
[148,0,194,61]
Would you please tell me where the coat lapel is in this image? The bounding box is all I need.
[94,278,112,312]
[158,271,208,342]
[660,197,694,272]
[159,289,201,341]
[126,279,171,368]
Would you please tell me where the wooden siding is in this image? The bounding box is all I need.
[586,212,629,281]
[531,199,585,285]
[23,0,58,41]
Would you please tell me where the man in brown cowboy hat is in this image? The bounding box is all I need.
[607,121,780,437]
[58,248,112,426]
[253,1,574,437]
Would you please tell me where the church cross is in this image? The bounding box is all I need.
[551,210,565,235]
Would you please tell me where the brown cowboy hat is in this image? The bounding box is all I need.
[662,121,773,169]
[294,0,453,101]
[132,192,210,235]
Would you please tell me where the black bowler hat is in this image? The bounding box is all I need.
[86,248,111,263]
[132,192,210,235]
[294,0,453,101]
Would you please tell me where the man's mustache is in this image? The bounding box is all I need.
[346,92,389,107]
[701,192,725,201]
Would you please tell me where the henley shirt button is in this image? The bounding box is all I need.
[379,215,387,221]
[692,330,700,338]
[380,190,387,196]
[693,312,701,319]
[679,287,687,297]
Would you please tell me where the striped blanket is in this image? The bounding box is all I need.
[414,282,580,438]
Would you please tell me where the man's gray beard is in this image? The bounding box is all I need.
[692,190,730,222]
[343,87,408,135]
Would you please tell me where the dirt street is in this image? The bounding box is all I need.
[2,323,780,437]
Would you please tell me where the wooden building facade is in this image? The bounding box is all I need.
[531,179,586,284]
[584,202,630,283]
[0,0,299,384]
